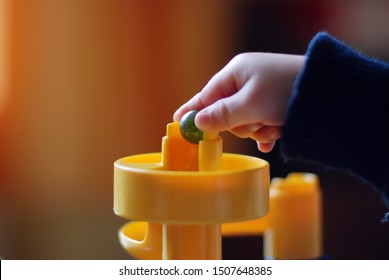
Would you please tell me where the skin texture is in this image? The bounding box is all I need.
[174,53,306,152]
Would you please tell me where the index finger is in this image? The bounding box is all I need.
[173,66,239,122]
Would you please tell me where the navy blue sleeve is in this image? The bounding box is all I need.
[281,32,389,208]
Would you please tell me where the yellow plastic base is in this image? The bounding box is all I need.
[114,122,270,259]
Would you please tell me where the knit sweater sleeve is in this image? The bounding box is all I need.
[281,32,389,207]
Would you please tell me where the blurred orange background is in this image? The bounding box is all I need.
[1,0,388,259]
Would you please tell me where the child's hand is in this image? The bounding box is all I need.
[173,53,305,152]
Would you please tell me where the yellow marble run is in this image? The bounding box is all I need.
[113,120,322,260]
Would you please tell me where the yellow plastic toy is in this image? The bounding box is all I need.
[222,172,323,260]
[113,122,270,260]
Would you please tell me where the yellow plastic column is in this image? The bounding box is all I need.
[264,173,322,259]
[163,224,221,260]
[161,123,223,260]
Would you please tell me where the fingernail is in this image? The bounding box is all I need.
[173,112,179,122]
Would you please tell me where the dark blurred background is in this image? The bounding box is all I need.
[0,0,388,260]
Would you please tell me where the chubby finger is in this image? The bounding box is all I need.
[173,67,238,122]
[195,78,262,131]
[257,141,276,153]
[230,123,264,138]
[173,92,204,122]
[251,126,282,143]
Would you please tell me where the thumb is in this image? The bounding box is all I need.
[195,83,255,131]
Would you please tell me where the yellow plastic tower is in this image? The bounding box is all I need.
[222,172,323,260]
[114,122,270,260]
[264,173,322,259]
